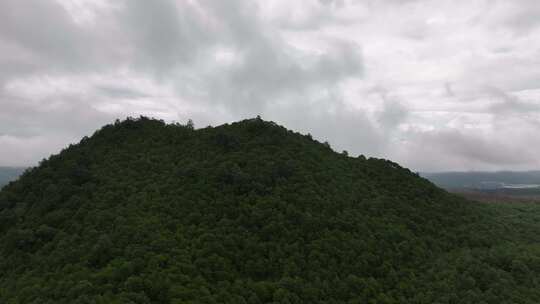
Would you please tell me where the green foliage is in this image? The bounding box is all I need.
[1,116,540,303]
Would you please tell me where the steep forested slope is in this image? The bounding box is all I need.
[1,117,539,303]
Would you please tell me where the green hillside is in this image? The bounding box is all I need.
[1,117,539,303]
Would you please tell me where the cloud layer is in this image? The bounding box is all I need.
[1,0,540,171]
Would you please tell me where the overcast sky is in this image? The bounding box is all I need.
[1,0,540,171]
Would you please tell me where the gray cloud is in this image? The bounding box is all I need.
[417,130,533,167]
[1,0,540,171]
[120,0,216,76]
[485,87,540,115]
[491,0,540,34]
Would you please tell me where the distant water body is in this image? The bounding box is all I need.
[502,184,540,189]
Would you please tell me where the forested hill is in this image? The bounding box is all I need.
[1,117,540,303]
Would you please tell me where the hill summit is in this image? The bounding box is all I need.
[1,116,539,303]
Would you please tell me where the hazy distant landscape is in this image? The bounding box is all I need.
[0,167,25,188]
[422,171,540,203]
[422,171,540,190]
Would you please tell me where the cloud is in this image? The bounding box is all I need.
[401,129,537,171]
[485,87,540,115]
[0,0,539,171]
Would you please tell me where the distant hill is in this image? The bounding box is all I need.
[0,167,25,188]
[423,171,540,202]
[1,117,540,303]
[422,171,540,190]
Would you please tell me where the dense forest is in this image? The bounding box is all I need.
[1,117,540,303]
